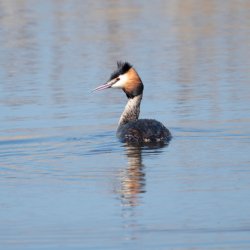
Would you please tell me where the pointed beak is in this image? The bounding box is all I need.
[92,82,113,92]
[92,78,119,92]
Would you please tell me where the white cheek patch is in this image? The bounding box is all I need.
[111,74,128,89]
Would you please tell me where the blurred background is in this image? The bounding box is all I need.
[0,1,250,249]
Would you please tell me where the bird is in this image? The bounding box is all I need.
[93,61,171,144]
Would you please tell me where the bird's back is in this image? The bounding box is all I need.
[117,119,171,144]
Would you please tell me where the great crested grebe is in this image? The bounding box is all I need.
[93,61,171,144]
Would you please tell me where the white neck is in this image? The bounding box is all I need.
[118,94,143,127]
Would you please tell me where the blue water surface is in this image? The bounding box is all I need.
[0,1,250,249]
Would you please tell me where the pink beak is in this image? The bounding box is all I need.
[92,77,120,92]
[92,82,113,92]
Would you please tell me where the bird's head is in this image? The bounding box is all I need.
[93,61,143,98]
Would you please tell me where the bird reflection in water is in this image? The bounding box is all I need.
[117,142,168,208]
[119,145,145,207]
[115,142,168,240]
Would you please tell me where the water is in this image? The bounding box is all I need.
[1,1,250,249]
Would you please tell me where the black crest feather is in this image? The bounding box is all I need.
[109,61,132,80]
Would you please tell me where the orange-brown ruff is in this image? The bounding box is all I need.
[93,62,171,144]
